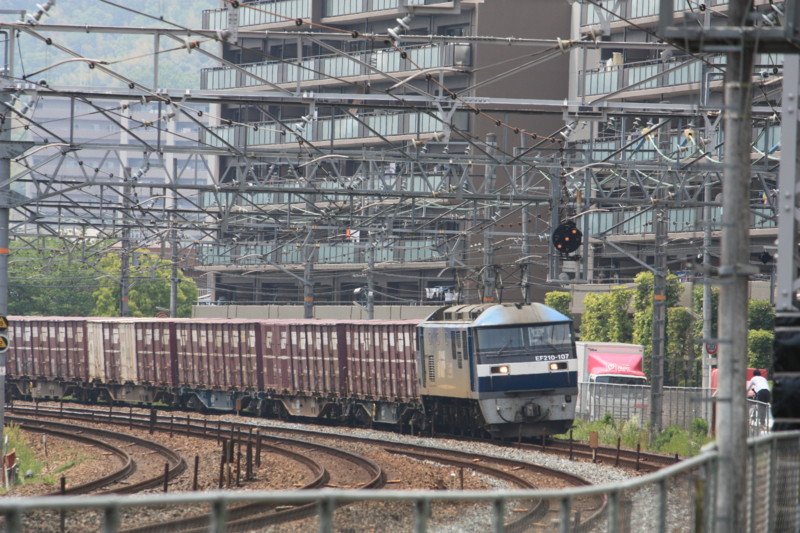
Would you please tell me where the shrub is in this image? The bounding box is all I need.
[748,329,774,370]
[544,291,572,319]
[690,418,709,438]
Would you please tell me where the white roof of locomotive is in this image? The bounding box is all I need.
[421,303,570,326]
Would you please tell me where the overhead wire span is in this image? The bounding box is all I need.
[217,0,567,147]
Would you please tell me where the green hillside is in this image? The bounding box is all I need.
[3,0,218,89]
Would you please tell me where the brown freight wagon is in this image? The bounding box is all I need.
[6,316,425,428]
[345,320,418,400]
[258,319,344,418]
[7,316,89,400]
[256,319,421,425]
[172,318,261,411]
[84,318,175,405]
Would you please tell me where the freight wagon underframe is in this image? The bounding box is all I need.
[6,376,573,439]
[6,376,428,429]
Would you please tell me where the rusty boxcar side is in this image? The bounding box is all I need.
[7,317,89,399]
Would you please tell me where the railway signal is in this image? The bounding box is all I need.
[552,222,582,254]
[0,316,8,354]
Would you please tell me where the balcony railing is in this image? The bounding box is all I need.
[195,240,444,267]
[201,43,470,90]
[202,0,311,31]
[582,0,731,26]
[203,110,466,148]
[580,122,779,164]
[324,0,431,17]
[198,173,449,209]
[582,53,782,97]
[587,205,775,237]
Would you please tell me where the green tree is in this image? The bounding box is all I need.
[748,300,775,331]
[666,307,699,386]
[8,238,100,316]
[579,288,634,342]
[544,291,572,319]
[632,271,684,360]
[691,285,719,367]
[630,271,684,384]
[748,329,773,370]
[692,285,719,335]
[92,250,198,317]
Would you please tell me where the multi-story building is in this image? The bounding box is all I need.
[196,0,572,306]
[566,0,780,285]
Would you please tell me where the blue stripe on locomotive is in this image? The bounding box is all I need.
[477,371,578,393]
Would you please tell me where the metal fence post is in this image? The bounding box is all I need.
[317,497,335,533]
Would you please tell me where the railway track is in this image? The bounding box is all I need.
[122,438,385,533]
[528,436,679,473]
[8,415,186,495]
[7,402,625,531]
[10,401,676,471]
[10,404,388,532]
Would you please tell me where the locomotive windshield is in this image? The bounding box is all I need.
[475,322,573,363]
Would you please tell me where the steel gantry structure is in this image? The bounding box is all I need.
[0,1,799,531]
[0,12,767,309]
[0,2,786,319]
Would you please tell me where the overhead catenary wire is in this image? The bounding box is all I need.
[0,0,776,304]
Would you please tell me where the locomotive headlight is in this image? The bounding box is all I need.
[549,362,568,371]
[491,365,509,374]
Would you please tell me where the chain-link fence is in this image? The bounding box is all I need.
[576,382,770,435]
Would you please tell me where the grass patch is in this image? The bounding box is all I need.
[0,423,45,489]
[559,415,714,456]
[0,424,91,488]
[52,460,77,476]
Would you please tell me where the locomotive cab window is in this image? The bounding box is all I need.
[474,323,573,364]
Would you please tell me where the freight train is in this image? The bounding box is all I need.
[4,303,578,438]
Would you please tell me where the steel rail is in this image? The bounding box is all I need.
[11,419,134,495]
[9,415,187,494]
[11,405,385,533]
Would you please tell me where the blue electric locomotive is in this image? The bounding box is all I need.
[417,302,577,438]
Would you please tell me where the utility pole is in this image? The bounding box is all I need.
[366,243,375,319]
[511,144,532,303]
[773,54,800,532]
[0,82,8,485]
[482,133,497,303]
[649,207,667,435]
[169,133,179,318]
[169,218,178,318]
[520,203,531,304]
[120,170,131,317]
[0,27,30,469]
[702,181,713,419]
[715,2,755,530]
[302,241,314,319]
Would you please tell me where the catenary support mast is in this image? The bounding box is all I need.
[715,1,755,530]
